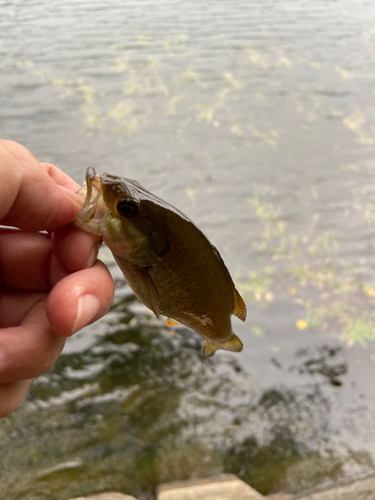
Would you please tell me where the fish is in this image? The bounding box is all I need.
[73,167,247,357]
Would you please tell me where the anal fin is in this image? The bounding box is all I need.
[167,317,182,327]
[234,287,247,321]
[203,334,243,358]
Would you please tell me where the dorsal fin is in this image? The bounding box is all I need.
[210,243,247,322]
[233,287,247,321]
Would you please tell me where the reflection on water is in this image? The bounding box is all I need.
[2,0,375,498]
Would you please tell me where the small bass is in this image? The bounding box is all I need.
[74,167,246,357]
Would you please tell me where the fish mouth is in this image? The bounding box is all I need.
[74,167,108,234]
[76,167,102,223]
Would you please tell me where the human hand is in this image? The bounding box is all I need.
[0,140,115,418]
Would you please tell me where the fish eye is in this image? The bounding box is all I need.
[116,198,139,218]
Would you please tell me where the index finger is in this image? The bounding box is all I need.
[40,162,80,192]
[0,141,82,231]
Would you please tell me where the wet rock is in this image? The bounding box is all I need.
[67,493,138,500]
[157,474,263,500]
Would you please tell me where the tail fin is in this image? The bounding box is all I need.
[204,334,243,357]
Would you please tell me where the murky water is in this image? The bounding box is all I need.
[2,0,375,498]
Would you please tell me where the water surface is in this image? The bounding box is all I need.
[1,1,375,498]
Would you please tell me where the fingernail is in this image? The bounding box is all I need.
[87,244,99,268]
[59,185,83,211]
[72,295,101,334]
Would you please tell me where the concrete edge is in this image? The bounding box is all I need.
[157,474,240,494]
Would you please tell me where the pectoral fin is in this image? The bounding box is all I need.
[137,268,161,318]
[233,287,247,321]
[203,334,243,358]
[112,253,161,318]
[167,317,182,326]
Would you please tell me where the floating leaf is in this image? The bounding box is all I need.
[186,187,197,200]
[251,325,264,336]
[296,319,308,330]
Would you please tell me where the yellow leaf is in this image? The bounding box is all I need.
[366,288,375,297]
[265,292,274,302]
[288,286,297,295]
[296,319,308,330]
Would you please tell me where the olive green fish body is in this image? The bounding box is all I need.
[74,168,246,357]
